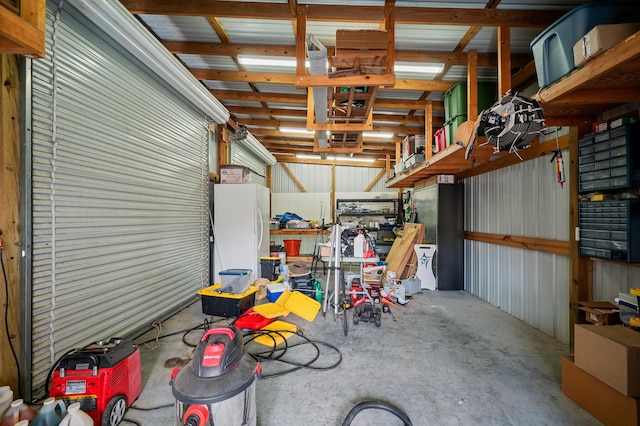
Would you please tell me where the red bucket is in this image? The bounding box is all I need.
[283,239,301,256]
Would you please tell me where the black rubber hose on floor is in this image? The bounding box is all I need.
[342,401,412,426]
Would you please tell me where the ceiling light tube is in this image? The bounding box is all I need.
[394,64,444,74]
[280,128,314,135]
[295,154,375,163]
[363,132,394,139]
[238,56,310,68]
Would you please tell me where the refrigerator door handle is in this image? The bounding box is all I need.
[257,207,264,250]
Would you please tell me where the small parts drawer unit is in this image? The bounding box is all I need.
[579,200,640,263]
[578,123,640,192]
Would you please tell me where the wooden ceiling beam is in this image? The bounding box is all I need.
[122,0,561,27]
[243,120,432,134]
[196,69,453,91]
[212,90,444,110]
[273,154,388,168]
[228,106,429,123]
[162,41,532,68]
[212,90,306,104]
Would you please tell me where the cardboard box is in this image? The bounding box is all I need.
[562,355,640,426]
[573,23,640,67]
[219,165,251,184]
[574,324,640,396]
[578,301,621,325]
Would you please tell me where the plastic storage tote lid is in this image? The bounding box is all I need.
[219,269,252,276]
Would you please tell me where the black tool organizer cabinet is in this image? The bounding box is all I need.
[578,123,640,263]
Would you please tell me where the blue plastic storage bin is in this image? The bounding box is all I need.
[530,1,640,88]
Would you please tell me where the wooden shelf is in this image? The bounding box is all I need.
[270,229,330,235]
[385,135,571,188]
[534,30,640,123]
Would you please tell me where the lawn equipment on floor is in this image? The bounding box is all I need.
[49,338,142,426]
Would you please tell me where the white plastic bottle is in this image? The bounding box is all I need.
[354,233,366,258]
[58,404,91,426]
[0,387,12,419]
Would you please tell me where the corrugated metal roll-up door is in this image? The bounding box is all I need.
[227,127,276,187]
[27,2,211,395]
[230,142,268,187]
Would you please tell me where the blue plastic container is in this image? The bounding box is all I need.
[530,1,640,88]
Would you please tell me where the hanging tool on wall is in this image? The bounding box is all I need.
[550,129,566,188]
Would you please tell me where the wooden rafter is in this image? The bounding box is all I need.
[0,0,45,57]
[121,0,562,27]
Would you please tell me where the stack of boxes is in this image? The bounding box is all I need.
[563,324,640,424]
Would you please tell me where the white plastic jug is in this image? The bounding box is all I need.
[1,399,36,426]
[58,404,91,426]
[0,387,12,418]
[31,398,66,426]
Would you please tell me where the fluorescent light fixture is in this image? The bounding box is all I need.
[238,56,310,68]
[395,64,444,74]
[363,132,394,139]
[296,154,375,163]
[280,127,314,135]
[237,56,443,75]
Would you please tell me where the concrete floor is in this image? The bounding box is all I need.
[124,288,599,426]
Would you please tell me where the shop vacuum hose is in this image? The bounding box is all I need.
[342,401,412,426]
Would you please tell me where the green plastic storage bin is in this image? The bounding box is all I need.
[445,114,468,147]
[444,82,498,122]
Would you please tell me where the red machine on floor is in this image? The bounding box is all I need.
[49,338,142,426]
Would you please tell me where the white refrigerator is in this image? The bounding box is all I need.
[213,183,270,284]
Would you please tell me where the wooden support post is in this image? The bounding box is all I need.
[467,50,478,121]
[425,100,433,160]
[497,27,511,96]
[385,154,391,180]
[0,53,21,392]
[295,5,307,77]
[364,170,385,192]
[568,126,589,348]
[280,162,308,193]
[266,165,272,191]
[384,0,395,75]
[219,126,229,166]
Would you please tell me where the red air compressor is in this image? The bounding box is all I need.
[49,338,142,426]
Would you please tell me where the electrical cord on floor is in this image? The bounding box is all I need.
[342,401,413,426]
[242,329,343,378]
[129,402,174,411]
[1,241,23,397]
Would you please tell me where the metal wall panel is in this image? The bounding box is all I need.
[464,151,571,343]
[28,2,210,395]
[335,166,394,193]
[272,162,333,193]
[593,262,640,302]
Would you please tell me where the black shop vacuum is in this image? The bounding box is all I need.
[170,325,260,426]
